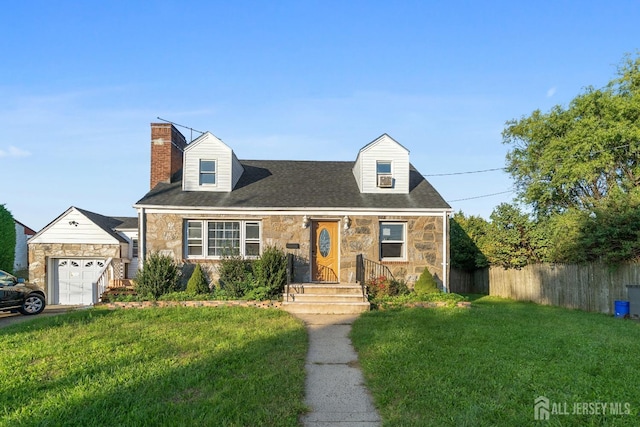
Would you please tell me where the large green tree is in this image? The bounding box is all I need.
[503,54,640,216]
[0,204,16,272]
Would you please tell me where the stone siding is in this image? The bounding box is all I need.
[29,243,121,292]
[143,213,447,288]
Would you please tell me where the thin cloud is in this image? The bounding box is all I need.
[546,87,557,97]
[0,146,31,158]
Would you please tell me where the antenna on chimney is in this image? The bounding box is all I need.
[156,117,205,143]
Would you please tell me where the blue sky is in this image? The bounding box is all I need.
[2,1,638,231]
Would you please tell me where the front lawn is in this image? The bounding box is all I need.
[1,307,307,426]
[351,296,640,426]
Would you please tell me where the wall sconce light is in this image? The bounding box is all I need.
[69,220,79,227]
[302,215,310,229]
[343,215,351,230]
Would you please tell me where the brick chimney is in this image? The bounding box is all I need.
[150,123,187,190]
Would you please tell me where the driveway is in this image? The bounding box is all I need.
[0,305,80,329]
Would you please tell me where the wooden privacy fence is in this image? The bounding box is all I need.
[450,263,640,315]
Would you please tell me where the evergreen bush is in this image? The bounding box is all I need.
[413,267,439,295]
[135,252,181,299]
[217,254,254,298]
[253,245,287,300]
[186,263,209,294]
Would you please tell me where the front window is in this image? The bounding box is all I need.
[186,220,261,259]
[200,160,216,185]
[380,222,406,260]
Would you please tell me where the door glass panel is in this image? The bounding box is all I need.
[319,228,330,257]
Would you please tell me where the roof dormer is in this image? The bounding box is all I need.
[182,132,244,192]
[352,134,410,194]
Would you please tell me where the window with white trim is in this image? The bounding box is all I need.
[185,220,261,258]
[199,160,216,185]
[379,222,406,260]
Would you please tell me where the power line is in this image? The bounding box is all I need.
[424,167,506,177]
[448,190,514,203]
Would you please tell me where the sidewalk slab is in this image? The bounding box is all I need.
[294,314,381,427]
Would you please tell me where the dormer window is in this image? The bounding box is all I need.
[377,161,393,188]
[199,160,216,185]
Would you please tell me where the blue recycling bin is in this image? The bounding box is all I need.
[614,300,630,318]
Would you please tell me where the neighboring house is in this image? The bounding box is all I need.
[14,220,36,272]
[135,123,452,291]
[28,207,138,305]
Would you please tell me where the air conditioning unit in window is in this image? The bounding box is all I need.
[377,174,393,188]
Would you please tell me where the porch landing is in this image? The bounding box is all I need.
[282,283,370,315]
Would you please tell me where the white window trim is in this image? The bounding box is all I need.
[185,220,261,259]
[379,221,406,261]
[199,159,217,186]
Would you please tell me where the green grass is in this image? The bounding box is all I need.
[351,296,640,426]
[0,307,307,426]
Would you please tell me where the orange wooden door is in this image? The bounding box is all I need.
[312,221,338,282]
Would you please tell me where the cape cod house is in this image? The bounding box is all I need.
[134,123,452,312]
[28,122,451,311]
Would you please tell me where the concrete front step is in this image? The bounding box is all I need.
[282,283,370,314]
[288,294,366,303]
[282,301,371,315]
[287,283,363,295]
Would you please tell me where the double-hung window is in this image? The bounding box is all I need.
[379,222,406,260]
[199,160,216,185]
[186,220,261,258]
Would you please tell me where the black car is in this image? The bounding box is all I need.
[0,269,46,315]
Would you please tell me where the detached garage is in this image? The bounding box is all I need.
[28,207,138,305]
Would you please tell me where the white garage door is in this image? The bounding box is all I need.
[56,259,106,305]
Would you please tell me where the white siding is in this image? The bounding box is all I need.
[14,223,29,271]
[231,151,244,190]
[182,132,244,192]
[353,134,410,194]
[118,229,139,278]
[29,209,120,244]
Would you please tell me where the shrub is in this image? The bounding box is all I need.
[414,267,439,295]
[135,252,182,299]
[186,263,209,294]
[366,276,390,299]
[253,245,287,300]
[217,254,254,298]
[367,276,410,300]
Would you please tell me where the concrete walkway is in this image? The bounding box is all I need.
[294,314,381,427]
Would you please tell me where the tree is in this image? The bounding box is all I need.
[483,203,542,269]
[450,212,489,271]
[0,204,16,273]
[502,53,640,216]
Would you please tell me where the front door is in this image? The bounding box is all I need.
[312,221,339,282]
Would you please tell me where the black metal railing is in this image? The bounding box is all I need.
[285,253,294,301]
[355,254,395,298]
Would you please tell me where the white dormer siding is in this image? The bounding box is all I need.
[182,132,244,192]
[353,134,410,194]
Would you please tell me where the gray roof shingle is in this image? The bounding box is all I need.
[135,160,450,211]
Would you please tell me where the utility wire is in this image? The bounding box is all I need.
[424,143,634,177]
[448,190,514,203]
[424,167,506,177]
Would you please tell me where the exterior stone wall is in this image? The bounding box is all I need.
[143,212,447,288]
[28,243,121,292]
